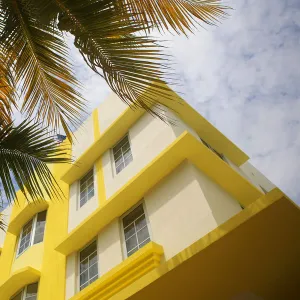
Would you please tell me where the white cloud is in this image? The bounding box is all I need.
[66,0,300,203]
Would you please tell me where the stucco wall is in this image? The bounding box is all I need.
[145,161,241,260]
[98,93,128,133]
[240,162,275,193]
[11,242,44,274]
[72,115,94,161]
[0,205,12,248]
[68,166,99,232]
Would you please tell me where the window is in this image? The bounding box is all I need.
[11,283,38,300]
[79,169,94,207]
[122,204,150,257]
[79,240,98,290]
[113,135,133,174]
[17,211,47,256]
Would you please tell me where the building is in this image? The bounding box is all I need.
[0,87,299,300]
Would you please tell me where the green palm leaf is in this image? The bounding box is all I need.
[0,119,71,204]
[0,0,86,140]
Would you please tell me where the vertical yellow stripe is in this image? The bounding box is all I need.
[93,109,106,206]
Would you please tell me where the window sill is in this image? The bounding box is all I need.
[70,241,164,300]
[0,267,40,299]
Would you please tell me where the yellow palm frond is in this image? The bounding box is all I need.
[0,0,86,140]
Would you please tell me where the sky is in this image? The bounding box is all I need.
[67,0,300,204]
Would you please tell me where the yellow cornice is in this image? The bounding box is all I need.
[56,131,262,256]
[70,242,163,300]
[0,267,40,299]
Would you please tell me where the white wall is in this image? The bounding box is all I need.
[98,93,128,133]
[240,162,276,193]
[0,205,12,248]
[166,109,200,140]
[145,161,241,260]
[72,115,94,161]
[68,166,99,232]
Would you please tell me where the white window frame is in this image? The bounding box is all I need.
[111,134,133,176]
[77,167,95,209]
[120,201,152,259]
[16,211,47,258]
[10,282,38,300]
[77,239,99,292]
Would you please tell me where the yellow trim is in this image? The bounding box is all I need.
[7,200,49,235]
[70,242,163,300]
[56,131,262,256]
[111,188,296,299]
[0,267,40,299]
[92,108,106,206]
[61,87,248,185]
[159,85,249,166]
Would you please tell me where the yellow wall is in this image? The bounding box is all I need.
[0,145,70,300]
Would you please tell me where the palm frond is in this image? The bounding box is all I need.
[0,119,71,204]
[117,0,229,35]
[0,0,86,140]
[0,54,17,125]
[33,0,174,119]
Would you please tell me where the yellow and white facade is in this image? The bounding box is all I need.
[0,87,300,300]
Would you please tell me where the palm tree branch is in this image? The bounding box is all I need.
[0,120,71,204]
[0,0,86,140]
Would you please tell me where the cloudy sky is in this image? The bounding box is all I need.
[67,0,300,204]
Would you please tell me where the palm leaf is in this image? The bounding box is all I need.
[24,0,174,119]
[0,0,86,140]
[0,119,71,204]
[117,0,229,34]
[0,54,17,125]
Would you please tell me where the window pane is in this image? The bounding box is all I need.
[123,205,144,228]
[80,271,89,286]
[125,235,138,253]
[137,226,150,244]
[135,215,147,232]
[11,291,23,300]
[124,223,136,240]
[79,241,98,290]
[33,211,47,244]
[89,251,97,267]
[113,135,132,174]
[25,283,38,300]
[89,263,98,279]
[80,257,88,273]
[80,169,94,207]
[80,241,97,261]
[87,190,94,200]
[18,220,33,255]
